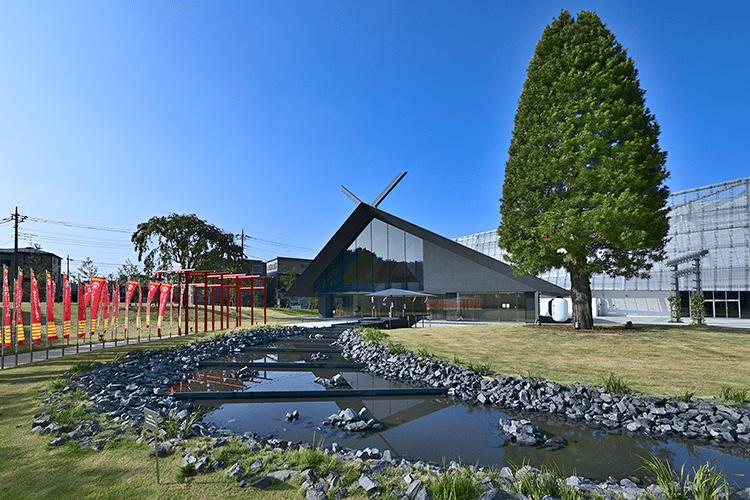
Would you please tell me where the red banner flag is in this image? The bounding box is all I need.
[124,280,138,333]
[103,283,110,333]
[30,270,42,344]
[113,281,120,335]
[15,269,24,345]
[145,282,160,330]
[136,282,142,333]
[89,277,106,336]
[157,283,172,338]
[46,271,58,340]
[77,279,86,337]
[84,284,91,307]
[63,275,71,338]
[3,265,10,347]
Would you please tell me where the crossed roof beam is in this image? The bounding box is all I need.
[341,172,407,208]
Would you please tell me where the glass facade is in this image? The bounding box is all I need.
[315,219,424,295]
[456,177,750,318]
[315,217,534,322]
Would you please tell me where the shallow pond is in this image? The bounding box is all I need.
[174,339,750,487]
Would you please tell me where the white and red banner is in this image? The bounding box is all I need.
[30,270,42,344]
[63,275,71,338]
[46,271,58,340]
[2,265,10,347]
[157,283,172,337]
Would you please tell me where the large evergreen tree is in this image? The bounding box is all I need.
[498,10,669,329]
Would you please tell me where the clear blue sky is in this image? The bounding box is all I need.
[1,1,747,276]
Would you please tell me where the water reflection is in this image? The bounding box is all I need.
[179,344,750,487]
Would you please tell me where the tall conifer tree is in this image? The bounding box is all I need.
[498,10,669,328]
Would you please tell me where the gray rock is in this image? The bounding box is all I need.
[305,490,327,500]
[478,486,510,500]
[49,437,67,446]
[251,476,274,489]
[267,469,299,482]
[358,473,380,492]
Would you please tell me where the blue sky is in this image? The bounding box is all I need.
[1,1,747,276]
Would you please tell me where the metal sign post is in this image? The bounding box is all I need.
[143,408,161,484]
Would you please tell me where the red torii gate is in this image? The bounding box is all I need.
[154,269,270,335]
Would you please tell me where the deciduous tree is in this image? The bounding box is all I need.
[498,10,669,329]
[131,213,244,273]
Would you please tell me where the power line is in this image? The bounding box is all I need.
[236,233,315,251]
[25,216,131,233]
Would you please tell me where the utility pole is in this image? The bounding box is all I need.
[67,255,70,276]
[13,207,19,277]
[241,229,245,257]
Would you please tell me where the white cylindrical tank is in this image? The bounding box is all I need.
[551,298,570,322]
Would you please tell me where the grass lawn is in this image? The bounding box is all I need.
[386,322,750,399]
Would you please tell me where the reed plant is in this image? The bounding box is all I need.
[510,462,581,500]
[689,458,729,500]
[639,453,688,500]
[429,462,482,500]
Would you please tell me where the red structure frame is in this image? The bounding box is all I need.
[154,269,270,335]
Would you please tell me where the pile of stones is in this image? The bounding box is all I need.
[324,407,384,432]
[335,328,750,449]
[497,417,565,449]
[314,372,350,388]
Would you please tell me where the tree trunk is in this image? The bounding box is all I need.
[569,265,593,329]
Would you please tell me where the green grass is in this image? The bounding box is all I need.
[385,322,750,398]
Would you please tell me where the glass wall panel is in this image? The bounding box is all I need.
[371,219,389,291]
[727,301,739,318]
[357,224,373,293]
[405,232,424,291]
[388,226,406,289]
[342,241,358,293]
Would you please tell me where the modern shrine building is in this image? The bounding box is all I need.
[288,202,567,322]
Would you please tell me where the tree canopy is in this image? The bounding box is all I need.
[131,213,244,274]
[498,10,670,328]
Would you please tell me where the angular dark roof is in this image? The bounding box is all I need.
[289,203,568,297]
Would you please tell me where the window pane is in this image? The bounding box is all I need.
[371,219,388,291]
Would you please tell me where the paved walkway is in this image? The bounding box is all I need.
[0,333,183,370]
